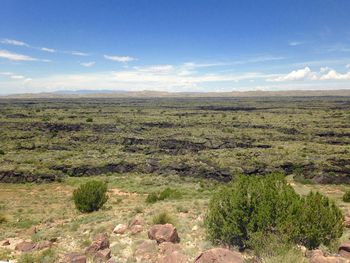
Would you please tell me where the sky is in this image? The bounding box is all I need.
[0,0,350,94]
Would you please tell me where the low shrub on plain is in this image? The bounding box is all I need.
[73,180,108,212]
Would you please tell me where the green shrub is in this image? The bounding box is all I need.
[158,187,182,200]
[205,174,343,250]
[0,149,4,155]
[146,192,159,204]
[343,191,350,202]
[86,117,93,122]
[73,180,108,213]
[146,187,182,204]
[299,191,343,249]
[152,211,176,225]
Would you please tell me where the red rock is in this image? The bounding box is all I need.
[107,258,117,263]
[94,248,112,262]
[339,241,350,259]
[194,248,244,263]
[86,233,110,254]
[113,224,127,234]
[158,251,187,263]
[15,241,36,252]
[2,240,10,246]
[129,216,144,227]
[134,240,158,262]
[159,242,181,255]
[35,240,53,250]
[310,249,348,263]
[130,224,143,235]
[64,252,87,263]
[148,224,180,244]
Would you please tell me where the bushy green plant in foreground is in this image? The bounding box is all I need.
[205,174,343,250]
[343,190,350,202]
[73,180,108,212]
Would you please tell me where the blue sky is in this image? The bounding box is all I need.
[1,0,350,94]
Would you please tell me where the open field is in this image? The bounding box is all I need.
[0,97,350,184]
[0,96,350,262]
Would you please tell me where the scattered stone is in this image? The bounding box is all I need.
[49,237,58,243]
[94,248,112,262]
[35,240,53,250]
[2,240,10,246]
[15,241,36,252]
[158,242,181,255]
[344,215,350,228]
[129,216,144,227]
[194,248,244,263]
[310,249,348,263]
[64,252,87,263]
[158,251,187,263]
[107,258,117,263]
[113,224,127,235]
[134,240,158,262]
[148,224,180,244]
[86,233,110,254]
[130,225,143,235]
[339,241,350,259]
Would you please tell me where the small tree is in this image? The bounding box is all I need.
[298,191,343,249]
[205,174,343,250]
[73,180,108,212]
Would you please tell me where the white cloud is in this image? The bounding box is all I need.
[0,72,13,76]
[289,41,303,46]
[15,63,273,94]
[267,67,350,82]
[71,51,89,56]
[0,71,26,81]
[41,47,56,53]
[319,68,350,80]
[80,61,96,67]
[0,49,38,61]
[133,65,173,73]
[1,38,29,47]
[267,67,316,82]
[104,55,136,62]
[346,64,350,69]
[10,75,25,79]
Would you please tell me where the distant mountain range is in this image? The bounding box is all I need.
[2,89,350,98]
[53,89,128,95]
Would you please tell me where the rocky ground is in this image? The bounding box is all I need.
[0,175,350,262]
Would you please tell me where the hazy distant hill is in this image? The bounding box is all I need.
[2,89,350,98]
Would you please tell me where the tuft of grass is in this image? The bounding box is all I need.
[146,192,158,204]
[152,211,176,225]
[146,187,182,204]
[18,249,58,263]
[0,213,8,224]
[343,190,350,202]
